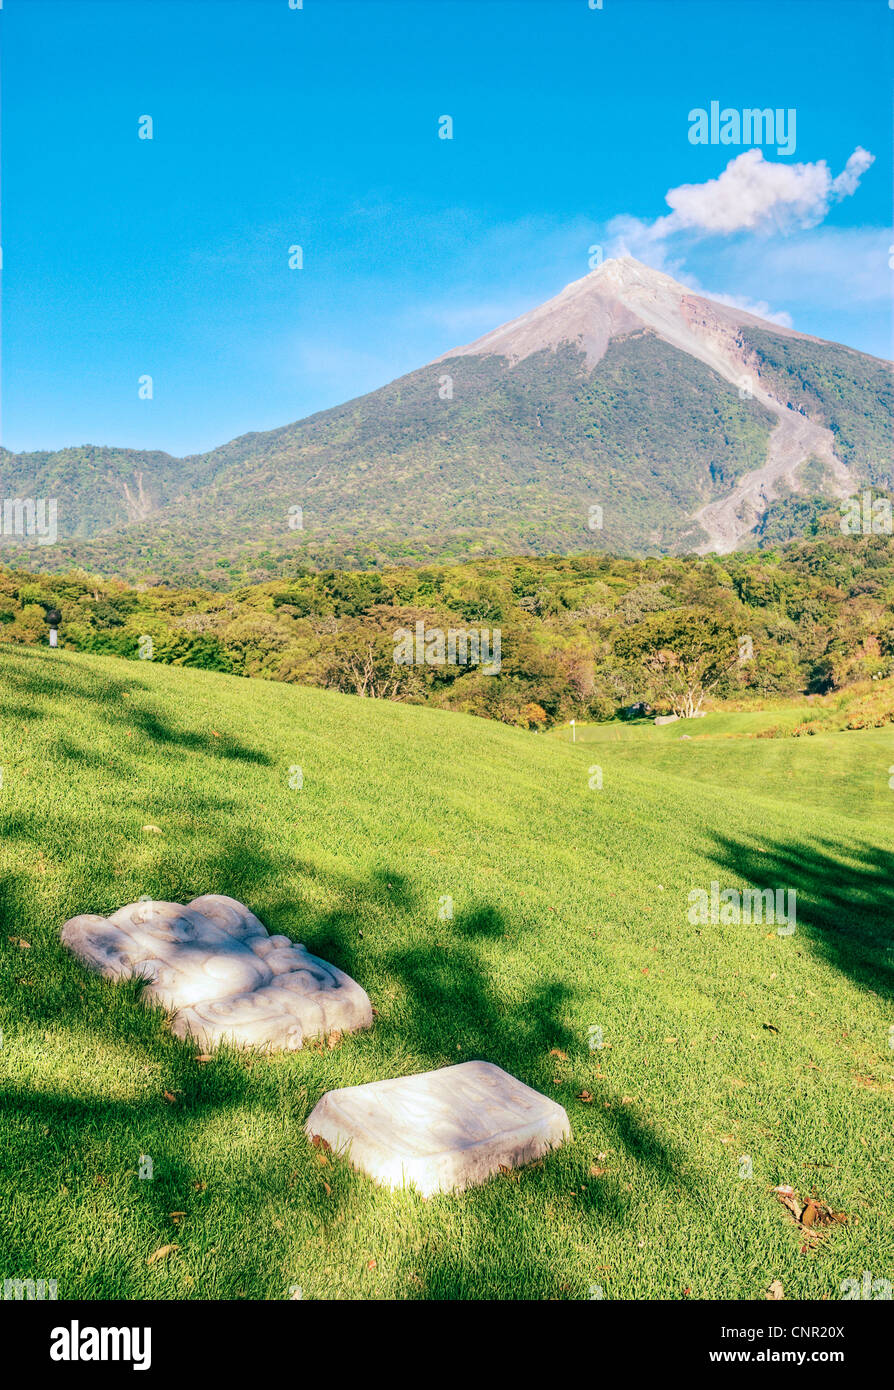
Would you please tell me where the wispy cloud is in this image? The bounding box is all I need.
[698,290,793,328]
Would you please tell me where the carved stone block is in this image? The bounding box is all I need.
[61,894,373,1050]
[305,1060,571,1196]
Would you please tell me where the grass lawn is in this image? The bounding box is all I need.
[1,646,892,1300]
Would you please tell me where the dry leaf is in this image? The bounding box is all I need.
[766,1279,785,1300]
[163,1090,177,1104]
[327,1030,342,1050]
[194,1054,213,1064]
[589,1164,607,1177]
[310,1134,331,1152]
[142,824,162,834]
[549,1048,568,1061]
[772,1184,804,1222]
[8,937,31,949]
[772,1184,847,1236]
[576,1090,594,1103]
[147,1243,178,1265]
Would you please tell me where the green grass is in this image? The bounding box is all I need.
[1,647,892,1300]
[551,709,813,742]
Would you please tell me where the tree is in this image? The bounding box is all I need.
[614,610,740,718]
[323,631,417,700]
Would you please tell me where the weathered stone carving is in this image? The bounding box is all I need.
[61,894,372,1050]
[305,1060,571,1196]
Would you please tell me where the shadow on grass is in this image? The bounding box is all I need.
[1,649,271,765]
[708,832,893,1002]
[0,644,692,1295]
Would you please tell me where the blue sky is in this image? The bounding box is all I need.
[3,0,891,456]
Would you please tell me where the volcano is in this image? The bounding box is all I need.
[3,257,891,580]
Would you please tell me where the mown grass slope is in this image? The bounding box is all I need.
[1,647,891,1300]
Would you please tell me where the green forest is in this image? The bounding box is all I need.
[2,514,892,731]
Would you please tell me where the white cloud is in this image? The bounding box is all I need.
[601,146,879,336]
[609,146,875,249]
[830,147,875,199]
[665,149,829,234]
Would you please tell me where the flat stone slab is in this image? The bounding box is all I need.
[61,894,372,1051]
[305,1060,571,1196]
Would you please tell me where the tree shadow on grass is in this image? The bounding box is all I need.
[708,832,893,1002]
[305,893,691,1196]
[1,650,271,765]
[0,646,693,1294]
[3,842,692,1295]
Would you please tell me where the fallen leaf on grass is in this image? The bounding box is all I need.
[194,1054,213,1064]
[549,1048,568,1061]
[589,1165,608,1178]
[327,1030,342,1049]
[771,1184,848,1238]
[310,1134,331,1152]
[766,1280,785,1300]
[142,825,163,835]
[147,1244,178,1265]
[576,1090,594,1103]
[162,1090,177,1104]
[8,937,31,949]
[801,1200,820,1228]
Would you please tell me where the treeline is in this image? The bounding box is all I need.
[2,523,892,728]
